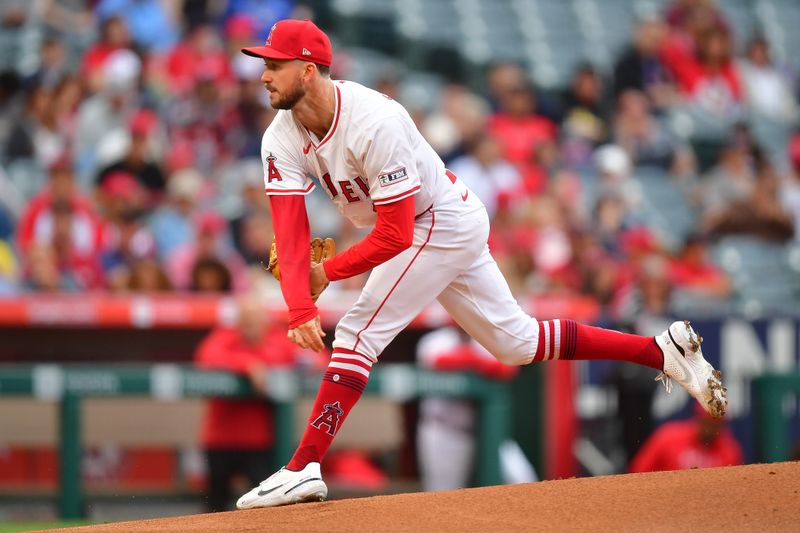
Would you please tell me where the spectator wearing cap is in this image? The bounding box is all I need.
[95,108,167,205]
[74,48,141,185]
[148,168,204,259]
[167,211,249,293]
[97,171,157,291]
[593,144,643,212]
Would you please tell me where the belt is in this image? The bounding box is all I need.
[415,204,433,220]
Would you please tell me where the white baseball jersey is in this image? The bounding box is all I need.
[261,79,539,364]
[261,80,470,227]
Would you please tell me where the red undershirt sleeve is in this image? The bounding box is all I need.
[323,195,416,281]
[269,194,317,328]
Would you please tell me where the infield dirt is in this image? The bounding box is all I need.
[53,461,799,532]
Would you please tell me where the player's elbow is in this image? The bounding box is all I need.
[397,230,413,251]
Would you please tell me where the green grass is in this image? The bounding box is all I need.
[0,521,93,532]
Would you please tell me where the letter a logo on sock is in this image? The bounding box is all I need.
[311,401,345,436]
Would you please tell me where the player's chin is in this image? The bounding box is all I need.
[269,94,290,110]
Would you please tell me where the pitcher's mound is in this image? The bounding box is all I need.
[60,462,799,532]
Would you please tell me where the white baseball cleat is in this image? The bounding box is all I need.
[236,462,327,510]
[654,320,727,418]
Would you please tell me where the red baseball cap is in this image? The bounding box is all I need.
[241,19,332,67]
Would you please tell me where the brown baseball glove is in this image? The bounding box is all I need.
[265,236,336,302]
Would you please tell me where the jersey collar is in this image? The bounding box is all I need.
[302,82,342,150]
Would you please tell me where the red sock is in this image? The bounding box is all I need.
[533,319,663,370]
[287,348,371,471]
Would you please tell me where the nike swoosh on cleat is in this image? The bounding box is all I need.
[284,477,322,495]
[667,329,685,357]
[257,483,286,497]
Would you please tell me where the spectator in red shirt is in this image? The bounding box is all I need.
[17,156,105,290]
[156,24,235,97]
[194,295,322,512]
[488,84,557,175]
[660,24,742,132]
[80,15,132,94]
[629,404,742,473]
[668,233,731,298]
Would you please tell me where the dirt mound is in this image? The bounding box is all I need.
[56,462,799,532]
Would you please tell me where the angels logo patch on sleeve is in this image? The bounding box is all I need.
[378,167,408,187]
[266,153,283,183]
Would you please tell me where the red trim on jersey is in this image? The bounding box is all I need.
[304,84,342,150]
[323,195,416,281]
[372,185,421,205]
[352,211,436,352]
[265,183,315,195]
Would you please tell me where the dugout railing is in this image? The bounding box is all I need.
[752,373,800,463]
[0,364,512,519]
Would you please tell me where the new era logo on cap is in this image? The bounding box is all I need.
[241,19,333,67]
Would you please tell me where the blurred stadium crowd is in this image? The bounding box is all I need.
[0,0,799,322]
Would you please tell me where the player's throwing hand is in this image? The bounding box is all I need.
[288,315,326,352]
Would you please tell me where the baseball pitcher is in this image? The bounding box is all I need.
[236,19,727,509]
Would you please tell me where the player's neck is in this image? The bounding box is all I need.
[292,79,335,140]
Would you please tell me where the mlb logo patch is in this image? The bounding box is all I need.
[379,167,408,187]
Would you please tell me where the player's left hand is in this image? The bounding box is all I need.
[288,315,326,352]
[310,262,329,302]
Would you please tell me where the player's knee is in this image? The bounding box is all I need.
[493,347,532,366]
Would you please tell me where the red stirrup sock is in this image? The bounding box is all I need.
[533,319,663,370]
[286,349,372,471]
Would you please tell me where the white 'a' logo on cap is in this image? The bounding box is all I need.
[266,23,277,45]
[302,48,311,56]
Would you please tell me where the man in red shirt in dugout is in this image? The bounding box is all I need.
[194,294,322,512]
[629,403,743,473]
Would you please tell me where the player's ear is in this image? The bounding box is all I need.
[303,61,316,81]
